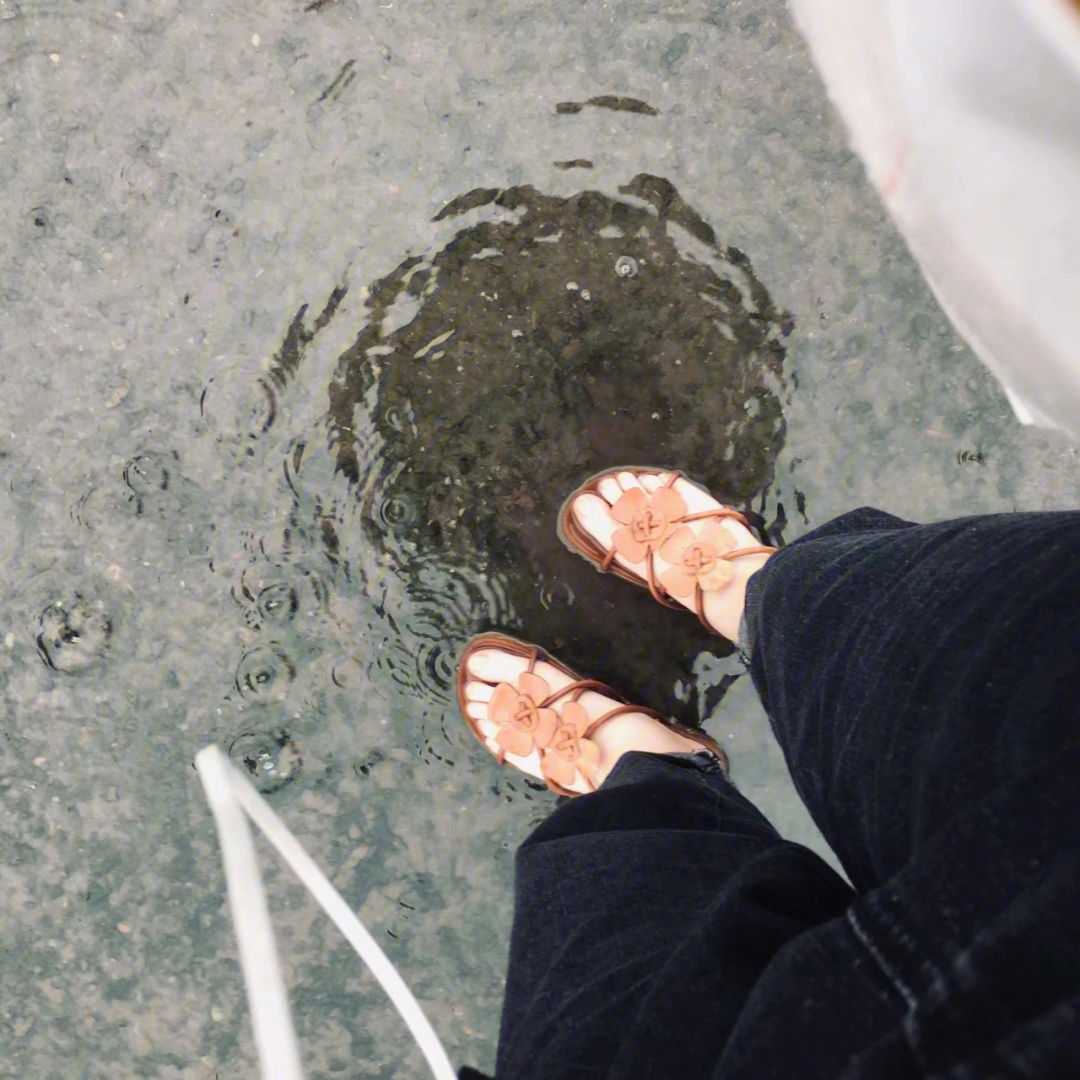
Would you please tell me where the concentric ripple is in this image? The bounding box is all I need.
[36,594,112,673]
[227,729,302,794]
[234,642,296,701]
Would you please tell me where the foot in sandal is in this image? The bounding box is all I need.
[458,633,728,797]
[558,467,775,643]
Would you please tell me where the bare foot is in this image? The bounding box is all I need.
[565,469,772,642]
[462,644,706,794]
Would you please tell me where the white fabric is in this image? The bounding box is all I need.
[788,0,1080,441]
[196,745,457,1080]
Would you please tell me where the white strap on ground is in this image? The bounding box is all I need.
[195,744,457,1080]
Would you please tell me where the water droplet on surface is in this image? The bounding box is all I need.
[614,255,638,278]
[124,452,172,499]
[383,403,414,433]
[235,643,296,700]
[373,491,420,534]
[539,581,576,611]
[36,594,112,673]
[228,730,302,793]
[257,583,298,624]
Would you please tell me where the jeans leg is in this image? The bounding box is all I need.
[742,507,1080,892]
[494,751,852,1080]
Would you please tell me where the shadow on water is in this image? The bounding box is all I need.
[269,174,792,732]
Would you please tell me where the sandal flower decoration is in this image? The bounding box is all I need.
[657,521,738,598]
[488,671,601,789]
[609,485,688,564]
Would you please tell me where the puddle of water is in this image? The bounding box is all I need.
[307,175,793,726]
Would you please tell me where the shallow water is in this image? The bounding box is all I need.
[2,2,1079,1077]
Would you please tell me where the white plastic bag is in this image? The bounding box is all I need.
[789,0,1080,440]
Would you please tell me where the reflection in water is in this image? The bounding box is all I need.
[310,175,791,725]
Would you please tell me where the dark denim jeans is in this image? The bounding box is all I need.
[461,510,1080,1080]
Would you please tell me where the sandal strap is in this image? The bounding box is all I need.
[721,545,776,561]
[581,702,667,741]
[538,677,624,709]
[679,507,751,528]
[646,550,686,610]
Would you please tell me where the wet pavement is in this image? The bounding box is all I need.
[2,1,1079,1077]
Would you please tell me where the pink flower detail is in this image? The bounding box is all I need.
[539,701,601,789]
[609,485,688,564]
[657,521,737,598]
[488,671,558,758]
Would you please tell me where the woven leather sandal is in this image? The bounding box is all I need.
[558,467,776,635]
[458,633,729,796]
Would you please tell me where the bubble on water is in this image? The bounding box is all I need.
[235,642,296,700]
[36,594,112,673]
[227,729,302,793]
[69,482,131,531]
[614,255,638,277]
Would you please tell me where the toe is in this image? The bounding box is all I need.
[596,475,623,505]
[464,680,493,704]
[466,647,528,685]
[465,700,491,723]
[573,492,620,549]
[673,476,722,516]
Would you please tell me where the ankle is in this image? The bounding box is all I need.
[590,713,701,785]
[702,550,773,642]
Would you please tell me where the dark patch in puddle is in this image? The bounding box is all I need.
[308,175,791,724]
[555,96,659,116]
[554,159,594,170]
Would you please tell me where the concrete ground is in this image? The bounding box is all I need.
[2,1,1079,1077]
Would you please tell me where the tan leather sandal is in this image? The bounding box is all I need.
[458,633,729,796]
[558,467,776,635]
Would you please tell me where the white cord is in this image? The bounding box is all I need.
[195,744,457,1080]
[196,746,304,1080]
